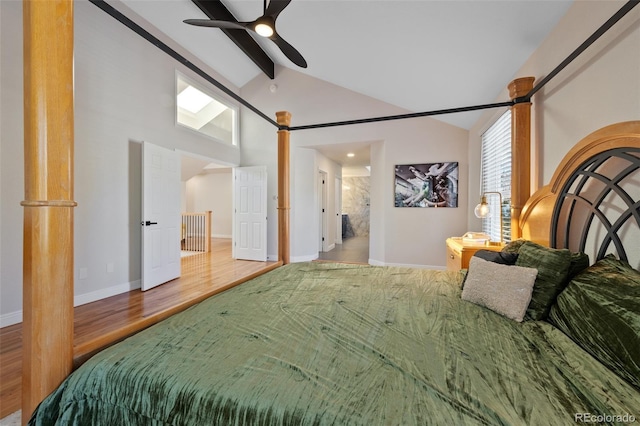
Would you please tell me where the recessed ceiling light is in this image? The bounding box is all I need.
[347,153,355,157]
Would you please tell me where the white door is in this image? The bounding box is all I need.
[141,142,181,291]
[233,166,267,261]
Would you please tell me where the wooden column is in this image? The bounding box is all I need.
[22,0,76,422]
[508,77,534,240]
[276,111,291,264]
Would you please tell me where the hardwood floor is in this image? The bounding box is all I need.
[0,239,279,419]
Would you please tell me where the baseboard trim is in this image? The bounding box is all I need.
[290,254,318,263]
[0,311,22,328]
[74,280,141,307]
[1,279,142,328]
[212,234,232,239]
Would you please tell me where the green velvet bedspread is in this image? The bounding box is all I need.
[29,263,640,425]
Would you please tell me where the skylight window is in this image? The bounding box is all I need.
[176,73,238,146]
[177,86,213,114]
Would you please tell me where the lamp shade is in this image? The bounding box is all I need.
[474,196,490,218]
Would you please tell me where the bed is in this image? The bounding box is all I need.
[28,122,640,425]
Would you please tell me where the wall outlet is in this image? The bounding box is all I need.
[106,263,114,273]
[79,268,88,280]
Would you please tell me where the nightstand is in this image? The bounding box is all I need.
[446,237,504,271]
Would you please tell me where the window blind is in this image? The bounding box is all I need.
[480,110,512,243]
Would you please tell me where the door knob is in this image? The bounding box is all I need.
[141,221,158,226]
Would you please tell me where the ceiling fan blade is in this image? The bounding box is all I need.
[183,19,247,30]
[265,0,292,19]
[271,32,307,68]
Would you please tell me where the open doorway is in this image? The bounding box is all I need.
[180,153,233,259]
[326,166,370,264]
[314,141,371,264]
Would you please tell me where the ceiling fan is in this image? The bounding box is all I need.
[184,0,307,68]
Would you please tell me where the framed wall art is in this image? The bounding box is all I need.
[394,162,458,207]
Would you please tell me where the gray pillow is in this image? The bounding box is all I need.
[461,257,538,322]
[461,250,519,290]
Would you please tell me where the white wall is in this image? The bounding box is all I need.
[240,68,469,268]
[1,0,25,326]
[185,170,233,238]
[468,1,640,232]
[0,2,3,319]
[0,1,242,326]
[290,147,317,261]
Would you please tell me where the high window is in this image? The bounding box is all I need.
[480,110,512,243]
[176,73,238,146]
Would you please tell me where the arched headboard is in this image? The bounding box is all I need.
[520,121,640,269]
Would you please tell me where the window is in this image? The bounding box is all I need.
[480,110,511,243]
[176,73,238,146]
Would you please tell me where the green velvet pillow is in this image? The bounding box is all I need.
[503,239,590,280]
[567,250,590,280]
[515,241,572,320]
[548,255,640,391]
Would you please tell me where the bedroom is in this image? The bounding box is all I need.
[1,0,639,424]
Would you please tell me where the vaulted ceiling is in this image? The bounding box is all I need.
[117,0,574,133]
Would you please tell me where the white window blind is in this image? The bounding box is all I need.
[480,110,512,243]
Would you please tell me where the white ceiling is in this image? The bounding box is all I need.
[117,0,574,167]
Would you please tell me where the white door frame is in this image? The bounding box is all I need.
[318,170,328,252]
[335,177,342,245]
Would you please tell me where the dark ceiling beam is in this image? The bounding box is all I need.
[191,0,275,79]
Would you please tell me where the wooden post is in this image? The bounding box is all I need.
[205,211,212,252]
[508,77,535,240]
[21,0,76,422]
[276,112,291,264]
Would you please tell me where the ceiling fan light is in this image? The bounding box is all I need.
[255,23,274,37]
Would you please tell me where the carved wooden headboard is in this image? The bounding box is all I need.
[519,121,640,269]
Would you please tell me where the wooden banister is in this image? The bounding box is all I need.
[181,211,212,252]
[205,210,212,252]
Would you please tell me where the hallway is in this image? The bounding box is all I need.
[317,236,369,264]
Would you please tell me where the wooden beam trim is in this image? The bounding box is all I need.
[21,200,78,207]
